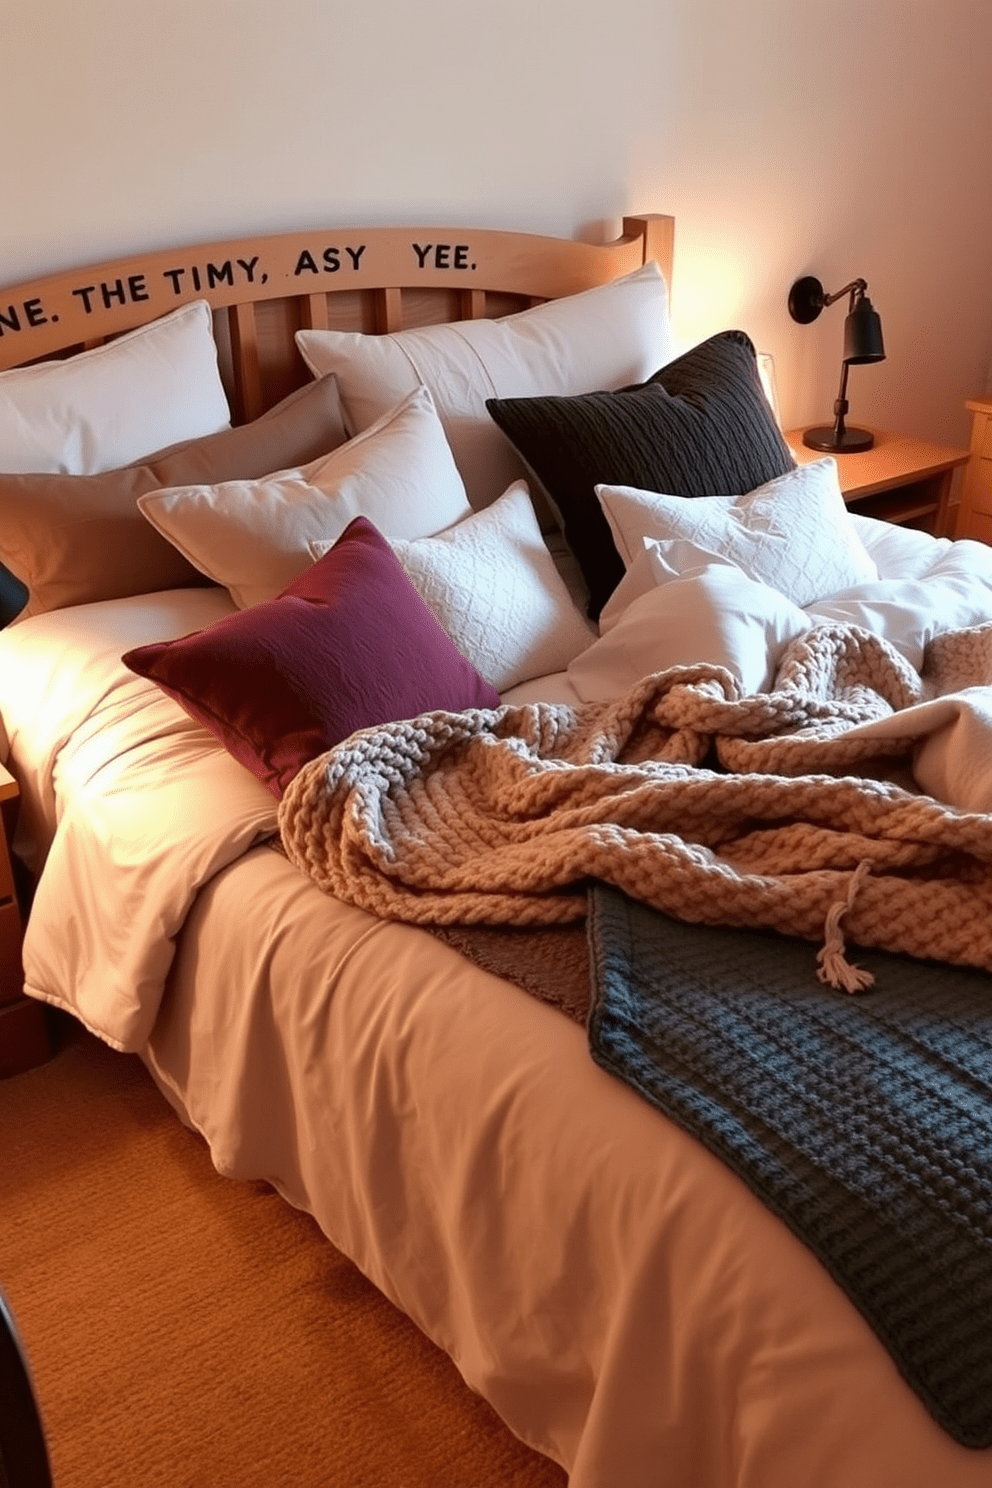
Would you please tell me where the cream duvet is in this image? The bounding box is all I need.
[3,548,992,1487]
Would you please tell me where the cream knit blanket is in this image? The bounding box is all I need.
[279,620,992,990]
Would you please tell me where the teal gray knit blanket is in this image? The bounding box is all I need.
[587,884,992,1448]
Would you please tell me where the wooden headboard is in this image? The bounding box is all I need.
[0,214,674,424]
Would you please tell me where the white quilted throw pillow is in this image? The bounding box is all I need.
[597,457,878,608]
[313,481,593,691]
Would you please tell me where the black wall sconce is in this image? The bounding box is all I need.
[788,275,885,452]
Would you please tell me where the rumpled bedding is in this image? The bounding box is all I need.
[280,618,992,990]
[4,518,992,1488]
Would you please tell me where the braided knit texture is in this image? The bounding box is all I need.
[279,619,992,976]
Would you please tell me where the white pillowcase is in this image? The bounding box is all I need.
[597,457,878,609]
[138,387,471,609]
[0,300,231,475]
[568,562,811,701]
[296,261,673,512]
[311,481,594,692]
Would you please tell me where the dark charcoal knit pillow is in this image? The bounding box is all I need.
[486,331,795,619]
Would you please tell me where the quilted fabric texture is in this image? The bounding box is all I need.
[598,457,878,609]
[486,330,795,617]
[376,482,593,691]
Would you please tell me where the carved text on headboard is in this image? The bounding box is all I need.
[0,239,482,347]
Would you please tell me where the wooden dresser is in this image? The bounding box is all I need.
[0,764,49,1077]
[954,396,992,542]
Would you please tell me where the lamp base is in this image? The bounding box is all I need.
[801,425,875,453]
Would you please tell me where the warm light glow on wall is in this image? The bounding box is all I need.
[757,352,781,427]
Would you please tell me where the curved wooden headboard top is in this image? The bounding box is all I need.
[0,214,674,422]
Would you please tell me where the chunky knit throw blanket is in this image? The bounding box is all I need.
[280,620,992,988]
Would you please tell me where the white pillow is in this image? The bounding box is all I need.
[138,387,471,609]
[596,457,878,608]
[568,562,811,701]
[0,300,230,475]
[311,481,595,692]
[597,538,739,634]
[296,262,673,512]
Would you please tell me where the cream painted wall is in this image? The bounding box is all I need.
[4,0,992,444]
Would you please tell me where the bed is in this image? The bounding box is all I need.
[2,211,992,1488]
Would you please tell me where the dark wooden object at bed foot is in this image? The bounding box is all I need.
[0,766,49,1078]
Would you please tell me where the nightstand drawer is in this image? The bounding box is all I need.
[958,398,992,542]
[0,899,23,1004]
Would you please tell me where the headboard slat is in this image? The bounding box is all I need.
[460,288,487,321]
[228,303,263,423]
[302,293,330,331]
[375,287,403,335]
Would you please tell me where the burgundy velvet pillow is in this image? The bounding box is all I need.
[123,516,501,798]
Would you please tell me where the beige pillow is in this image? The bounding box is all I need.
[0,376,349,617]
[138,387,473,609]
[296,262,673,514]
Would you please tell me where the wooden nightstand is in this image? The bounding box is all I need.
[0,764,49,1077]
[955,396,992,543]
[785,429,970,536]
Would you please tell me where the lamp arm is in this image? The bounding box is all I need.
[790,270,881,453]
[823,277,868,310]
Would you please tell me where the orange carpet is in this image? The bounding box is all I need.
[0,1021,568,1487]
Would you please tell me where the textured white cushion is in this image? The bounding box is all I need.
[568,562,811,701]
[312,481,594,692]
[296,262,673,512]
[138,387,471,609]
[0,300,230,475]
[597,457,878,609]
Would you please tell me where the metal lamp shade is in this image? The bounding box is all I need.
[844,296,885,365]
